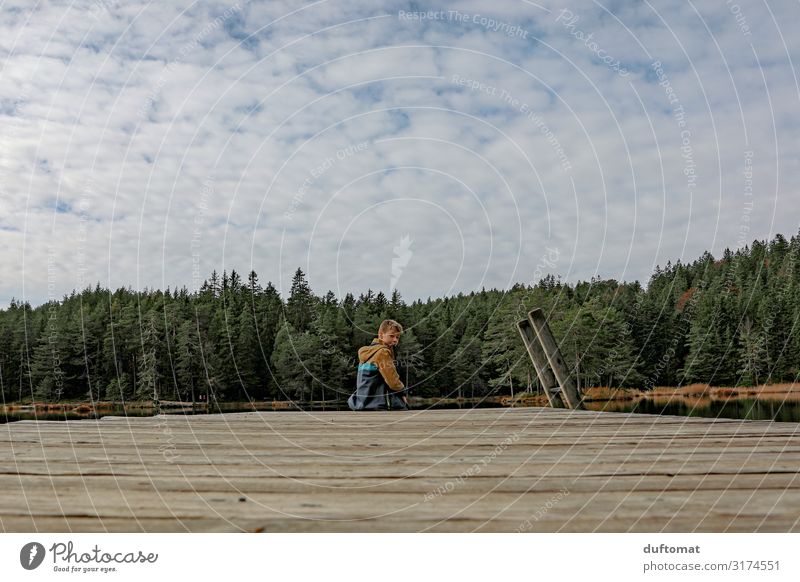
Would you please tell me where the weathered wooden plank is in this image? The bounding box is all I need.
[516,319,563,407]
[528,309,583,409]
[2,472,799,498]
[2,488,798,532]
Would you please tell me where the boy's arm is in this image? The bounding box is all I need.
[375,348,404,392]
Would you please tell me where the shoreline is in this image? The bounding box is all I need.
[3,383,798,415]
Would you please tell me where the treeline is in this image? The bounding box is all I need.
[1,233,799,404]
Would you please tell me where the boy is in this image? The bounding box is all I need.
[347,319,409,411]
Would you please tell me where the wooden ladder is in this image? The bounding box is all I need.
[516,308,583,409]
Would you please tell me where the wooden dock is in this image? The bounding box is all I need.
[2,408,800,532]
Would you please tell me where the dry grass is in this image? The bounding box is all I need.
[738,382,799,395]
[650,383,710,397]
[581,386,642,402]
[645,383,800,402]
[501,393,550,407]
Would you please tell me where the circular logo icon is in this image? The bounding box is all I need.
[20,542,46,570]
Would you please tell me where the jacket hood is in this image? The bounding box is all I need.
[358,338,393,363]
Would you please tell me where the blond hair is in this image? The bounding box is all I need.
[379,319,403,334]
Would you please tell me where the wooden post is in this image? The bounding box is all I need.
[516,319,563,407]
[527,309,583,410]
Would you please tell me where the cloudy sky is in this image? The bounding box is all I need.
[1,0,799,306]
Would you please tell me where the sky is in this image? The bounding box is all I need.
[1,0,799,307]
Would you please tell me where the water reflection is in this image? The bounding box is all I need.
[585,397,800,423]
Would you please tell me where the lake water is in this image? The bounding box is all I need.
[3,396,799,423]
[585,397,800,423]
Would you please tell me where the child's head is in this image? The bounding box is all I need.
[378,319,403,347]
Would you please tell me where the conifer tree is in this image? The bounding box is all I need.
[287,268,314,332]
[136,313,162,401]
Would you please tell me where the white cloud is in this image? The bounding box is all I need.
[1,0,799,306]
